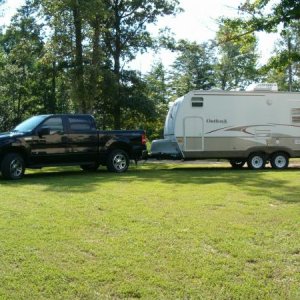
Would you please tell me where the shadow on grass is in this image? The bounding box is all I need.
[1,163,300,203]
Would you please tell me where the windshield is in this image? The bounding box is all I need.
[13,115,48,132]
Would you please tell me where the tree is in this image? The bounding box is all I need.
[169,40,217,97]
[215,19,259,90]
[239,0,300,33]
[30,0,181,128]
[217,1,300,91]
[0,0,182,132]
[102,0,181,129]
[0,1,45,129]
[119,70,156,130]
[143,61,170,139]
[262,21,300,91]
[32,0,107,113]
[72,0,86,112]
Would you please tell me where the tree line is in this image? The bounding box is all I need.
[0,0,299,139]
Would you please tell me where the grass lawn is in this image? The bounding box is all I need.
[0,162,299,299]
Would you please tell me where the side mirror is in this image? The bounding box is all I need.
[38,127,50,137]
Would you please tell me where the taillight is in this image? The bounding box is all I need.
[142,132,147,145]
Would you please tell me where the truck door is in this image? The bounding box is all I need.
[30,116,69,164]
[183,116,204,151]
[66,115,98,162]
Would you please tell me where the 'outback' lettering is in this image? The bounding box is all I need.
[206,118,228,124]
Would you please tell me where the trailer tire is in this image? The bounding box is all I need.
[229,159,246,169]
[107,149,129,173]
[247,153,265,170]
[270,152,289,169]
[1,153,25,180]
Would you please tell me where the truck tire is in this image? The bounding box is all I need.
[229,159,246,169]
[247,153,265,170]
[80,163,100,171]
[270,152,289,169]
[107,149,129,173]
[1,153,25,180]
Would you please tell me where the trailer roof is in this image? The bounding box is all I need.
[192,90,300,96]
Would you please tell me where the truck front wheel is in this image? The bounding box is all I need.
[1,153,25,180]
[107,149,129,173]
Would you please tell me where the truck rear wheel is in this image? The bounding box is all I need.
[1,153,25,180]
[270,152,289,169]
[107,149,129,173]
[247,153,265,170]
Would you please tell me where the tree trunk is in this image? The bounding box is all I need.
[221,71,227,90]
[50,61,57,113]
[113,53,121,129]
[287,36,293,92]
[73,0,86,113]
[89,15,101,114]
[113,4,122,130]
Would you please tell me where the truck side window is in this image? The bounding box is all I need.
[68,116,94,131]
[192,97,204,107]
[42,117,63,134]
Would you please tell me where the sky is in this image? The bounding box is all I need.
[1,0,279,73]
[131,0,278,72]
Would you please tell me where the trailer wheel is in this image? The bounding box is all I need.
[270,152,289,169]
[247,153,265,170]
[1,153,25,180]
[229,159,246,169]
[107,149,129,173]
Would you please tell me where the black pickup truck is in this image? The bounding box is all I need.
[0,114,147,179]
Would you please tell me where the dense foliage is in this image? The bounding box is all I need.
[0,0,299,138]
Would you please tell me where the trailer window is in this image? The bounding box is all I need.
[291,108,300,123]
[192,97,204,107]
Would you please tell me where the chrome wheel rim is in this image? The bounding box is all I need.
[10,159,23,177]
[113,154,127,171]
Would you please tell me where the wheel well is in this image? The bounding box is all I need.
[248,151,266,159]
[0,148,28,165]
[107,142,131,157]
[270,151,290,158]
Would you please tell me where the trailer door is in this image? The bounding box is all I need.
[183,116,204,151]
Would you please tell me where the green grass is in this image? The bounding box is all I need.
[0,162,299,299]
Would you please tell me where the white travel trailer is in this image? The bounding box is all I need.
[150,84,300,169]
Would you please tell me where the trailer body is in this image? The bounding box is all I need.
[150,85,300,169]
